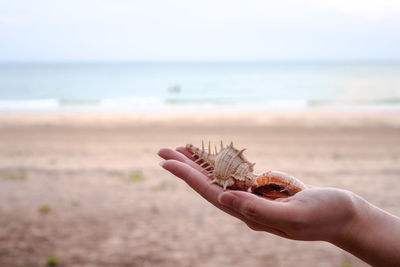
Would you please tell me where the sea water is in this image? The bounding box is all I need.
[0,61,399,111]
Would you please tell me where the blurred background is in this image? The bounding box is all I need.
[1,0,400,110]
[0,1,399,266]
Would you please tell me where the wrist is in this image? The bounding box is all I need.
[327,191,367,245]
[327,192,400,266]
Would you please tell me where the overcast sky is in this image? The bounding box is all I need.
[1,0,400,62]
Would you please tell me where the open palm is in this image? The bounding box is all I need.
[158,146,357,242]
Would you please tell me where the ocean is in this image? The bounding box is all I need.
[0,61,399,111]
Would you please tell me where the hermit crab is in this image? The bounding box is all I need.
[186,141,306,199]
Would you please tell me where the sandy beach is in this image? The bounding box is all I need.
[0,110,399,267]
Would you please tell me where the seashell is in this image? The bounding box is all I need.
[186,141,306,199]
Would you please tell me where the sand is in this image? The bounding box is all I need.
[0,110,399,267]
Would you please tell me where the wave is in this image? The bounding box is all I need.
[0,97,399,111]
[0,99,60,110]
[308,98,400,106]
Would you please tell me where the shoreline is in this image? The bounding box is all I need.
[1,110,399,128]
[1,97,400,113]
[1,104,400,113]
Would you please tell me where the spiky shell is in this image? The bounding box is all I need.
[212,143,256,190]
[186,141,306,198]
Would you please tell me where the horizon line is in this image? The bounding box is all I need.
[1,58,400,64]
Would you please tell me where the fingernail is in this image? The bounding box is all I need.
[159,160,166,167]
[218,192,237,207]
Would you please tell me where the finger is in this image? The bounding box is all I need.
[161,159,224,203]
[176,146,216,173]
[160,159,267,229]
[176,146,213,173]
[176,146,196,160]
[158,147,188,162]
[158,148,207,174]
[218,190,296,229]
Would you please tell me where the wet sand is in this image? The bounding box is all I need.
[0,111,399,267]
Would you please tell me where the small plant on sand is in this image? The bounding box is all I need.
[39,205,51,214]
[46,256,59,267]
[0,170,27,180]
[130,170,144,181]
[263,253,275,259]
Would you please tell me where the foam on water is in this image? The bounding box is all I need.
[1,61,399,111]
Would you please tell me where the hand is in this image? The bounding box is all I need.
[158,146,358,242]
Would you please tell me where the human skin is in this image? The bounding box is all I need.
[158,146,400,267]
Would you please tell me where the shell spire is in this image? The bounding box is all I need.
[186,141,306,199]
[186,142,216,167]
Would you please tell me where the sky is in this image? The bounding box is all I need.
[0,0,400,62]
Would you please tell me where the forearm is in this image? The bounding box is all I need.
[331,193,400,266]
